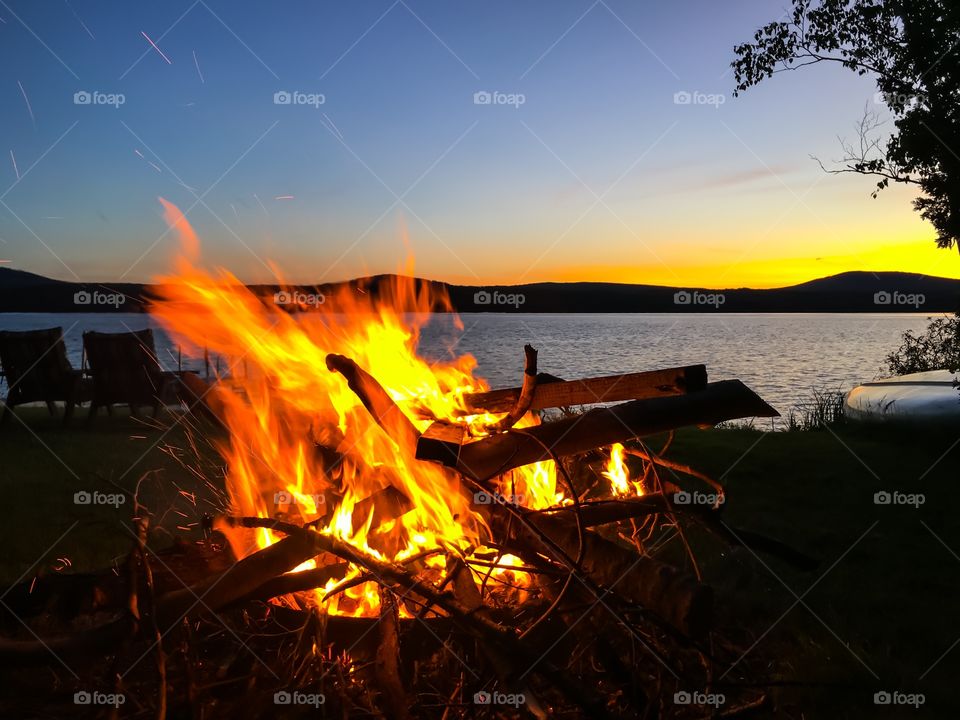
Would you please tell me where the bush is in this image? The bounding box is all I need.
[883,314,960,376]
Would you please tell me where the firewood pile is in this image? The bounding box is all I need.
[0,348,801,719]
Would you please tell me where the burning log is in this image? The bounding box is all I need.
[462,363,708,413]
[325,353,420,454]
[426,380,778,482]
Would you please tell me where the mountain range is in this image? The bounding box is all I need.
[0,267,957,313]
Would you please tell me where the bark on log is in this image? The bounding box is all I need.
[440,380,778,482]
[462,364,708,413]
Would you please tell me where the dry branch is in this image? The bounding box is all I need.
[486,344,538,432]
[490,507,713,638]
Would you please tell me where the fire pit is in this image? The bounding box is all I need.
[0,205,788,718]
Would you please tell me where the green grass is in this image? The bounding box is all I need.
[0,406,226,583]
[1,411,958,717]
[656,424,960,718]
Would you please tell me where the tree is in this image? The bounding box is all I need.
[732,0,960,251]
[883,313,960,374]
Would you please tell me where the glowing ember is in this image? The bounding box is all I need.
[150,199,561,616]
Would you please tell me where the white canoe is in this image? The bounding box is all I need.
[845,369,960,423]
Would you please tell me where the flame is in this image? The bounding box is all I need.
[603,443,645,497]
[150,200,560,616]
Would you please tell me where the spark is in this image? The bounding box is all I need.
[322,112,343,141]
[230,203,239,221]
[64,0,95,39]
[9,150,19,180]
[193,50,204,83]
[17,81,35,128]
[274,195,295,200]
[140,30,172,65]
[147,160,163,173]
[41,216,64,220]
[253,193,269,216]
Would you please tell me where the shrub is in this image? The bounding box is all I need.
[883,314,960,376]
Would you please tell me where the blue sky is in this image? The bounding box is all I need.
[1,0,956,287]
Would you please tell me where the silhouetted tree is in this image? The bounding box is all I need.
[732,0,960,251]
[884,313,960,374]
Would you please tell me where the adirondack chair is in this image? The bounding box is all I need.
[0,327,90,425]
[82,329,176,419]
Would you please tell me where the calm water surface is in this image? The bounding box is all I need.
[0,312,938,417]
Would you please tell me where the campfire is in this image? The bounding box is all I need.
[0,203,786,718]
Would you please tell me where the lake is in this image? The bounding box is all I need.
[0,312,939,420]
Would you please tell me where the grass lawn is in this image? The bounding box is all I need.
[1,408,958,718]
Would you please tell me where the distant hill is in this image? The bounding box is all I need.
[1,267,958,313]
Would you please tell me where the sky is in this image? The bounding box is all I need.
[1,0,958,289]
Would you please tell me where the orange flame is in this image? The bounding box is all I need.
[150,200,560,615]
[603,443,645,497]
